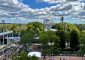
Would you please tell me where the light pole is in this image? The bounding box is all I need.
[19,20,20,37]
[2,20,5,45]
[2,20,5,56]
[60,16,64,23]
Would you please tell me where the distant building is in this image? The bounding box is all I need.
[0,31,20,56]
[0,31,13,45]
[43,18,54,31]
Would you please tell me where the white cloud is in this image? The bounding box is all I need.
[67,0,79,2]
[0,0,85,23]
[37,0,80,3]
[43,0,66,3]
[0,0,35,19]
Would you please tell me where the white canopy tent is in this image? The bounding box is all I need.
[28,51,41,58]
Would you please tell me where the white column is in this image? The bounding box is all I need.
[7,34,8,44]
[12,32,13,37]
[3,50,4,56]
[12,32,14,43]
[0,39,1,45]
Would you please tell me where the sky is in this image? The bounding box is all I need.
[0,0,85,24]
[22,0,57,9]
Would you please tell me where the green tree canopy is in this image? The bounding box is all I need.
[20,30,34,44]
[27,22,44,34]
[12,52,38,60]
[56,30,66,50]
[52,23,79,32]
[39,30,60,45]
[70,29,80,51]
[20,22,44,44]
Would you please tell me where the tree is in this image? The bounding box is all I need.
[52,23,79,31]
[80,31,85,43]
[12,52,38,60]
[60,30,66,50]
[53,23,80,50]
[20,22,44,44]
[75,24,85,31]
[12,52,29,60]
[39,30,60,56]
[39,30,60,46]
[46,30,59,43]
[79,31,85,56]
[56,30,66,50]
[10,24,17,32]
[20,30,34,44]
[27,22,44,34]
[70,30,80,51]
[39,31,48,44]
[29,56,38,60]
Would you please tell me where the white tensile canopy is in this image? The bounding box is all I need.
[28,51,41,58]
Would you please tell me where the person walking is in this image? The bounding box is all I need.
[60,57,61,60]
[63,58,65,60]
[60,57,66,60]
[3,58,6,60]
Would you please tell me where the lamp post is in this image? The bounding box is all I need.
[2,20,5,45]
[2,20,5,57]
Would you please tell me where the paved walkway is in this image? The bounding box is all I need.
[41,56,85,60]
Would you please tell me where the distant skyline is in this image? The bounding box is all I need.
[0,17,85,24]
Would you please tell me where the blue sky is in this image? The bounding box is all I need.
[22,0,57,9]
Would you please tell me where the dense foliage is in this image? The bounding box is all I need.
[19,22,85,55]
[52,23,79,31]
[20,22,44,44]
[12,52,38,60]
[75,24,85,31]
[70,30,80,51]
